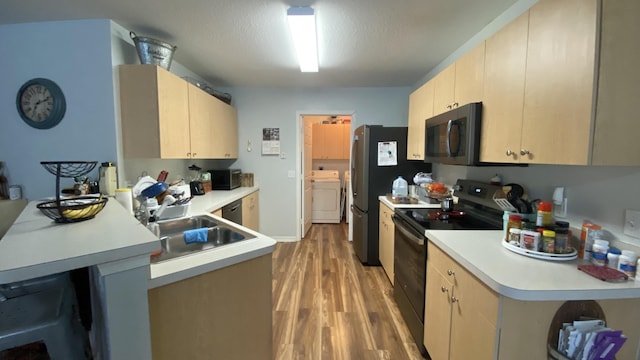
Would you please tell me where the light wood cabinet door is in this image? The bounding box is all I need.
[432,64,456,116]
[424,263,453,360]
[120,64,190,159]
[407,81,434,160]
[188,83,215,159]
[242,191,259,232]
[312,124,348,159]
[378,202,394,284]
[449,262,498,360]
[342,124,351,159]
[521,0,597,165]
[480,11,529,163]
[424,243,498,360]
[454,42,485,107]
[148,255,272,360]
[592,0,640,166]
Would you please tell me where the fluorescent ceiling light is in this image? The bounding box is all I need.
[287,6,319,72]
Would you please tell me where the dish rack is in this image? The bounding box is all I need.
[37,161,107,223]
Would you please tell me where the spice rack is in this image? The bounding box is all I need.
[502,240,577,261]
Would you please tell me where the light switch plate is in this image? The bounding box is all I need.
[623,209,640,239]
[287,170,295,178]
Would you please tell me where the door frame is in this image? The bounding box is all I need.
[295,110,356,240]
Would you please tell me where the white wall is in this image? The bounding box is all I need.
[222,87,411,239]
[0,20,116,200]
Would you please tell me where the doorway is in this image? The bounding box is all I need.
[297,112,354,239]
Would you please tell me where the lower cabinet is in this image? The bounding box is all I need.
[147,255,272,360]
[424,242,640,360]
[424,243,498,360]
[242,191,259,232]
[378,201,395,285]
[211,208,222,217]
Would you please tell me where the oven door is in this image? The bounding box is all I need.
[392,213,427,352]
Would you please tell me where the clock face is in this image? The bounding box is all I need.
[16,78,66,129]
[20,84,54,122]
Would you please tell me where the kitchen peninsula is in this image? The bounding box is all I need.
[0,186,275,360]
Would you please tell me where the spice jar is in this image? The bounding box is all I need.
[520,230,541,251]
[505,214,522,242]
[542,230,556,253]
[508,228,522,245]
[554,221,570,254]
[536,201,553,227]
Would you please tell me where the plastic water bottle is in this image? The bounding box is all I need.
[392,176,408,198]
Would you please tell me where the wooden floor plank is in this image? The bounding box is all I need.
[273,223,424,360]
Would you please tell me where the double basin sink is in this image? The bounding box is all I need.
[150,215,255,263]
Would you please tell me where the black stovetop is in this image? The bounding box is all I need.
[394,179,505,232]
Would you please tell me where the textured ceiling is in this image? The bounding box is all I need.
[0,0,519,88]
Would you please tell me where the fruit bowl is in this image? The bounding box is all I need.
[37,196,108,223]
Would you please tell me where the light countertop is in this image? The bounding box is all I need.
[426,230,640,301]
[379,195,441,210]
[0,186,277,289]
[0,199,160,284]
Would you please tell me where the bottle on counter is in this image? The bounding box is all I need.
[607,248,621,270]
[505,214,522,242]
[618,250,637,278]
[392,176,408,198]
[536,201,553,227]
[508,228,522,246]
[591,239,609,266]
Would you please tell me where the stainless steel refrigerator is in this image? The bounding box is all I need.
[350,125,431,265]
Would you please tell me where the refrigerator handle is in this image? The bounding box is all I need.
[351,135,358,197]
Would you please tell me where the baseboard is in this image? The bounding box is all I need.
[270,236,299,243]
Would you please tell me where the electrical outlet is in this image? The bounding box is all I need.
[280,152,287,159]
[623,209,640,239]
[287,170,296,178]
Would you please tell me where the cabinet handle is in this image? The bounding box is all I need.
[452,102,459,108]
[447,104,452,110]
[506,150,514,156]
[447,269,455,276]
[520,149,530,156]
[451,296,459,303]
[187,152,191,158]
[441,286,448,293]
[192,152,197,157]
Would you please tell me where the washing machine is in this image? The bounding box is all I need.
[311,170,341,223]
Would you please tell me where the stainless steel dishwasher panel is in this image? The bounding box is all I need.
[222,199,243,225]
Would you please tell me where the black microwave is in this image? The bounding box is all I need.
[208,169,242,190]
[424,102,482,166]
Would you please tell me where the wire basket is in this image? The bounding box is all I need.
[38,161,104,223]
[37,196,108,223]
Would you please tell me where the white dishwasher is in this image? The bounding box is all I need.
[311,170,341,223]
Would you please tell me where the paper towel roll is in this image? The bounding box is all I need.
[115,188,133,215]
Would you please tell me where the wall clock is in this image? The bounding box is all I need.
[16,78,66,129]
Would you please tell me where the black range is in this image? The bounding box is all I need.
[391,179,505,357]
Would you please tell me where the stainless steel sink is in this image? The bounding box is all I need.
[150,215,256,263]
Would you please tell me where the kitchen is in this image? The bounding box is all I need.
[2,0,640,359]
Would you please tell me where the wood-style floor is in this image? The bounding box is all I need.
[272,223,424,360]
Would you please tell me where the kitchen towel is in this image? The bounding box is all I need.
[184,228,208,244]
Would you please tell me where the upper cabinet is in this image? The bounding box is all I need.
[480,12,529,163]
[432,43,485,116]
[312,123,349,160]
[480,0,640,166]
[407,81,434,160]
[119,64,238,159]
